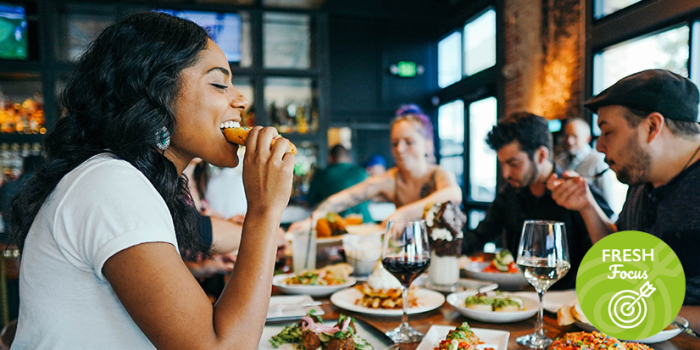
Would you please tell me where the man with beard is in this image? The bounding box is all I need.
[462,112,612,290]
[547,69,700,332]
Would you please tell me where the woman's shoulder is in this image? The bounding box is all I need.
[61,153,155,195]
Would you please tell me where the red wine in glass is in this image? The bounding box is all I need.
[382,256,431,287]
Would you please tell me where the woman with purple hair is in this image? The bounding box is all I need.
[288,104,462,230]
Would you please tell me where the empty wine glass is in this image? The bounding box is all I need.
[516,220,570,349]
[382,219,431,343]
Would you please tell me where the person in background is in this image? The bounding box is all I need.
[306,144,372,222]
[364,154,387,177]
[547,69,700,332]
[205,147,247,219]
[7,12,294,349]
[0,155,44,237]
[555,117,616,213]
[462,112,613,290]
[288,104,462,232]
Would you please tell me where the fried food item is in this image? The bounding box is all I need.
[316,213,348,238]
[301,330,321,350]
[221,123,297,155]
[354,282,418,309]
[344,214,363,226]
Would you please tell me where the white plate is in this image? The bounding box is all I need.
[273,273,356,297]
[416,325,510,350]
[330,287,445,316]
[463,262,529,291]
[258,317,394,350]
[266,295,325,321]
[574,316,688,344]
[447,290,538,323]
[509,290,577,313]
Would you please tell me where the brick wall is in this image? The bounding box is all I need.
[503,0,584,121]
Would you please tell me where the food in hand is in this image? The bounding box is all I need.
[269,312,375,350]
[316,213,348,238]
[464,292,523,312]
[220,121,297,155]
[354,262,418,309]
[284,263,354,286]
[433,322,481,350]
[548,331,651,350]
[482,249,519,274]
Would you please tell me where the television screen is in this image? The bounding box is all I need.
[156,9,241,62]
[0,3,28,60]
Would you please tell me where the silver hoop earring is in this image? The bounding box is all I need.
[156,126,170,150]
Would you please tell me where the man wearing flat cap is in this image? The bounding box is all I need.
[547,69,700,332]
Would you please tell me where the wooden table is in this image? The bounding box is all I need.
[304,292,700,350]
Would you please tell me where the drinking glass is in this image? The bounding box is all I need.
[382,219,431,343]
[516,220,571,349]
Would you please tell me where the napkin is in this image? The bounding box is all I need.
[510,290,577,313]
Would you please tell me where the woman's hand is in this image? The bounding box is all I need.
[287,216,316,234]
[242,126,295,218]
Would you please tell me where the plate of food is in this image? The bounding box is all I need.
[273,264,356,297]
[330,285,445,316]
[557,301,689,344]
[415,274,498,294]
[550,331,654,349]
[415,323,509,350]
[463,250,529,291]
[259,311,393,350]
[446,290,538,323]
[330,261,444,316]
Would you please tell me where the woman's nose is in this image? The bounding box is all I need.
[230,87,249,111]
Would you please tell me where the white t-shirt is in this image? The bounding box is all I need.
[11,154,178,349]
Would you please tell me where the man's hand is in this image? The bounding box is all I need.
[546,170,595,212]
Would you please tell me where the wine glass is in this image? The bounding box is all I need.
[382,219,431,343]
[516,220,571,349]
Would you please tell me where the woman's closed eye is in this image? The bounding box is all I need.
[211,83,228,91]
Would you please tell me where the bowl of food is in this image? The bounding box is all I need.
[446,290,538,323]
[463,250,529,291]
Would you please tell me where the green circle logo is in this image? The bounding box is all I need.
[576,231,685,340]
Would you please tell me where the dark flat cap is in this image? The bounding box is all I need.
[583,69,699,122]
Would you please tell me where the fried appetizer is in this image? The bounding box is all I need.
[220,121,297,155]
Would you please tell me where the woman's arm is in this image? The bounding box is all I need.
[287,172,392,232]
[103,127,294,350]
[383,167,462,225]
[210,216,242,253]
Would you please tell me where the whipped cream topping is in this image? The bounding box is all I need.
[431,227,453,242]
[367,263,402,290]
[219,121,241,129]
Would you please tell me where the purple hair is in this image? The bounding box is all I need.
[392,104,434,143]
[392,104,436,163]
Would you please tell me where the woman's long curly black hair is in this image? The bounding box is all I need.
[9,12,211,259]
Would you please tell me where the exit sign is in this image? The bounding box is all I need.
[389,61,424,77]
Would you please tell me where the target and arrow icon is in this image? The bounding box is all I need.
[608,281,657,329]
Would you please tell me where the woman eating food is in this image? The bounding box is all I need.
[288,104,462,232]
[7,12,294,349]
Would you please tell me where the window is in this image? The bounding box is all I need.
[264,13,312,69]
[233,77,255,127]
[594,0,643,19]
[468,209,486,230]
[464,8,496,76]
[438,100,465,187]
[438,31,462,88]
[592,25,689,137]
[468,97,497,202]
[593,25,689,95]
[691,21,700,91]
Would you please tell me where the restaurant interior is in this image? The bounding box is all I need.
[0,0,698,349]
